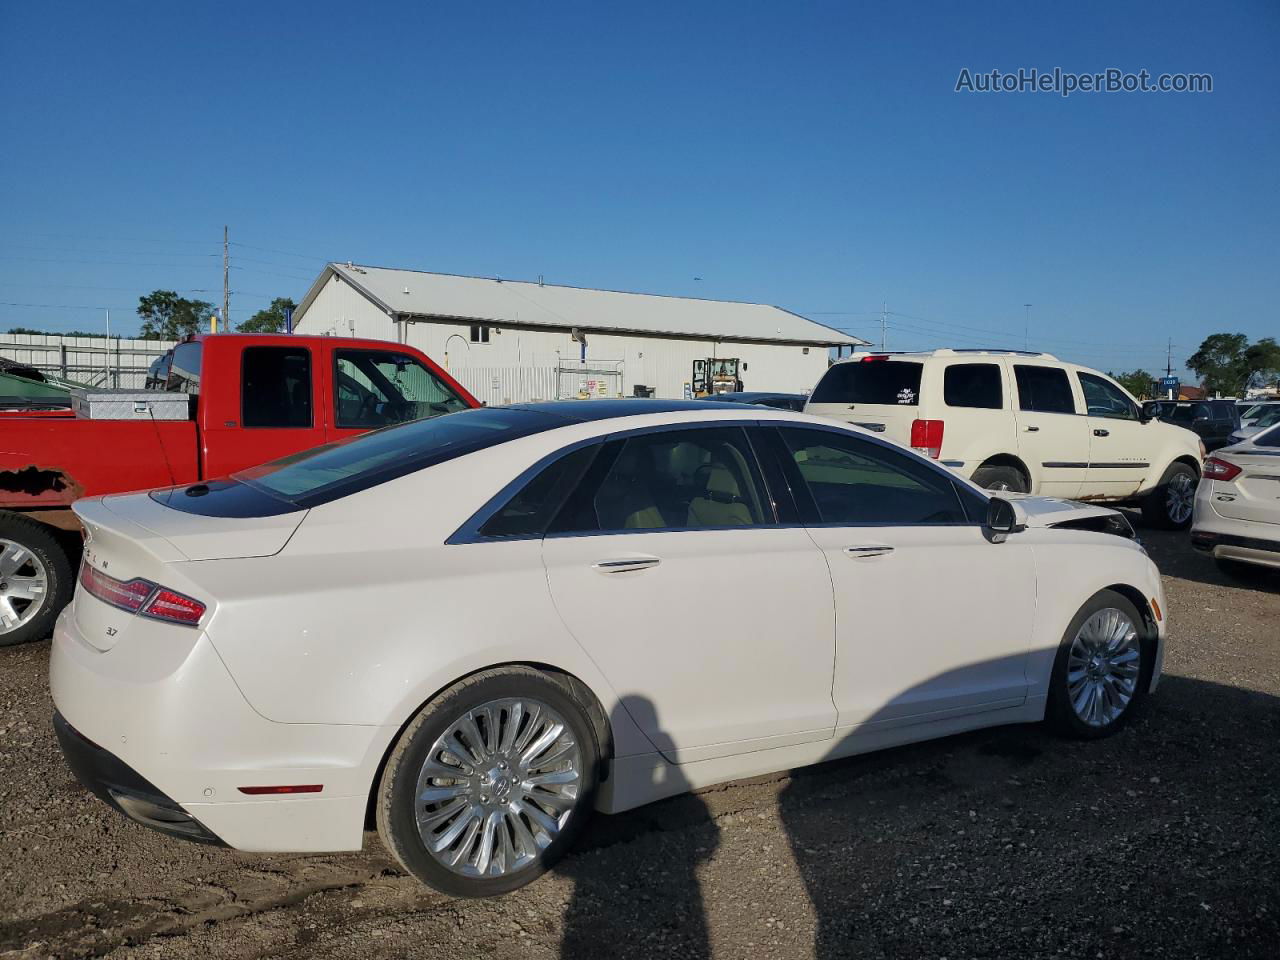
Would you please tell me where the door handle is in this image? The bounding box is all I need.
[592,557,661,574]
[1024,425,1040,432]
[1093,428,1110,437]
[844,544,894,559]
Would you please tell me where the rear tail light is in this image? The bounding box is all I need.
[910,418,945,459]
[1201,457,1241,481]
[79,564,206,626]
[860,354,890,363]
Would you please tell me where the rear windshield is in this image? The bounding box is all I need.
[810,360,923,406]
[234,408,558,508]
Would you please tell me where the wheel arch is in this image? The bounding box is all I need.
[973,453,1033,490]
[362,659,615,830]
[1097,582,1160,690]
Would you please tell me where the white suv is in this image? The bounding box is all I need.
[805,349,1204,527]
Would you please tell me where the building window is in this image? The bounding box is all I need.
[470,324,490,343]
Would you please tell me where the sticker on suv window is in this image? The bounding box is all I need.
[897,387,917,404]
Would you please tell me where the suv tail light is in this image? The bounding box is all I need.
[910,419,945,459]
[79,565,206,626]
[1201,457,1241,481]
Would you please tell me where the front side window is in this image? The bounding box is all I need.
[1014,365,1076,414]
[810,360,923,406]
[779,427,969,525]
[1078,372,1138,420]
[552,427,772,533]
[1211,403,1233,422]
[242,346,312,428]
[165,342,201,394]
[944,363,1003,409]
[335,349,470,428]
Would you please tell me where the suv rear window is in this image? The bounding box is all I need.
[943,363,1002,409]
[810,360,923,406]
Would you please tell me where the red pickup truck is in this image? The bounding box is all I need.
[0,333,478,646]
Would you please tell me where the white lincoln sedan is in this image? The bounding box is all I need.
[51,400,1167,897]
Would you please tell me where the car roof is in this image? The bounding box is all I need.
[502,399,727,423]
[701,391,802,401]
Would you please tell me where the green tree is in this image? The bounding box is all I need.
[236,297,297,334]
[1111,369,1156,399]
[1186,334,1280,397]
[136,290,213,340]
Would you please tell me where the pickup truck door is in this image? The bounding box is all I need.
[202,343,326,478]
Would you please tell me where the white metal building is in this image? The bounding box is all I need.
[292,263,866,405]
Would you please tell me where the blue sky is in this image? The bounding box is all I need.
[1,1,1276,379]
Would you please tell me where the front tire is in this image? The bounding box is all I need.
[1141,461,1197,529]
[376,666,600,897]
[1046,590,1151,739]
[0,513,73,648]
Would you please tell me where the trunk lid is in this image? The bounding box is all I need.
[101,487,307,561]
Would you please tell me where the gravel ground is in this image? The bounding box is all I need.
[1,527,1277,959]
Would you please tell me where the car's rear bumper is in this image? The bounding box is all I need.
[53,710,225,845]
[50,603,386,853]
[1191,483,1280,570]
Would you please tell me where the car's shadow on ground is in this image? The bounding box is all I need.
[559,673,1280,959]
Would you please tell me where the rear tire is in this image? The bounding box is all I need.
[0,513,73,648]
[376,666,600,897]
[971,464,1029,493]
[1141,461,1197,529]
[1046,590,1151,739]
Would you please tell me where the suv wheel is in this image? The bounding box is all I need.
[971,464,1029,493]
[1140,462,1197,529]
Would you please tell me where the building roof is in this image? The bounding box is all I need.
[295,263,865,347]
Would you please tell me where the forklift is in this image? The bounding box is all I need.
[691,357,744,396]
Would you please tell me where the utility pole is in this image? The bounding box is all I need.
[880,301,887,351]
[221,225,230,333]
[1023,304,1032,351]
[104,308,111,387]
[1166,338,1173,377]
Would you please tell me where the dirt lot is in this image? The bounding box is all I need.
[2,527,1278,960]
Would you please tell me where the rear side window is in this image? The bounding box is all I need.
[810,360,923,406]
[165,342,201,394]
[242,346,312,428]
[778,427,969,525]
[1255,423,1280,447]
[1014,365,1076,414]
[476,445,599,539]
[944,363,1002,409]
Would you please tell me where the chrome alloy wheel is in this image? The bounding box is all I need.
[1066,608,1142,727]
[0,539,48,635]
[1165,472,1195,524]
[415,697,582,879]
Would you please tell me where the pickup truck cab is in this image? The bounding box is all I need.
[0,333,477,646]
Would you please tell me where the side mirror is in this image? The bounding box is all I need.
[986,497,1027,543]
